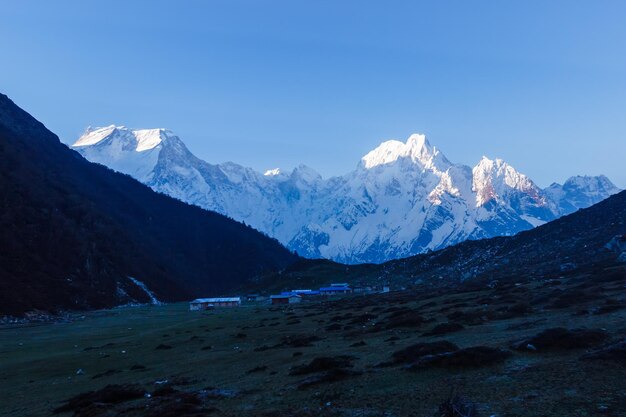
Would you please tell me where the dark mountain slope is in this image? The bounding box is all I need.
[388,189,626,284]
[0,93,297,316]
[251,190,626,291]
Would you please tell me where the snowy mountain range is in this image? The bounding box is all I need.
[72,126,621,264]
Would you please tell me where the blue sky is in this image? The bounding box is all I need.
[1,1,625,187]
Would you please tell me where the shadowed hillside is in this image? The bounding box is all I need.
[0,93,297,316]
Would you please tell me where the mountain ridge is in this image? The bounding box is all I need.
[248,188,626,293]
[72,126,621,264]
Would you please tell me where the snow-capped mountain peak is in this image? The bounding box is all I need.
[359,133,450,171]
[72,129,620,264]
[290,164,322,185]
[545,174,621,215]
[132,128,169,151]
[472,156,541,206]
[73,125,171,152]
[72,126,180,182]
[264,168,282,176]
[73,125,119,147]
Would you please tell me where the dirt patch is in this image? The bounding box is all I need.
[83,342,115,351]
[593,299,624,315]
[580,339,626,365]
[408,346,511,370]
[155,344,173,350]
[147,389,219,417]
[280,334,322,348]
[506,319,547,331]
[92,369,121,379]
[497,302,533,319]
[53,384,144,414]
[446,309,488,325]
[384,311,427,329]
[548,289,600,309]
[392,341,459,364]
[325,323,342,331]
[296,368,362,390]
[511,328,609,351]
[423,322,464,336]
[151,385,178,397]
[247,366,268,374]
[436,395,479,417]
[348,313,378,325]
[289,355,360,390]
[290,356,354,376]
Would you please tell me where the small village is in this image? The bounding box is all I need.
[188,282,391,310]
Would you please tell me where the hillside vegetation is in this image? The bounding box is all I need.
[0,93,296,316]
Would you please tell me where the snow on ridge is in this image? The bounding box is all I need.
[127,276,162,305]
[360,139,408,169]
[290,164,322,184]
[563,175,620,193]
[264,168,281,176]
[73,125,119,147]
[73,126,169,152]
[71,126,163,183]
[360,133,448,169]
[520,214,547,227]
[544,174,621,215]
[72,128,620,264]
[472,156,540,207]
[132,128,167,152]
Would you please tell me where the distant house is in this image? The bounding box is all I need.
[330,283,349,287]
[382,285,390,293]
[245,294,265,302]
[292,289,321,297]
[189,297,241,310]
[270,294,302,305]
[353,286,372,294]
[320,285,352,295]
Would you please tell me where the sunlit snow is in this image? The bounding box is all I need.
[72,128,621,264]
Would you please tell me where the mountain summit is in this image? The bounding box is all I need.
[359,134,450,170]
[72,127,621,264]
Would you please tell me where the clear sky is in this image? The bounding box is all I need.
[1,1,625,187]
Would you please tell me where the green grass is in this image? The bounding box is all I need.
[1,276,625,417]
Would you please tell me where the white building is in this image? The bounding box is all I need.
[189,297,241,310]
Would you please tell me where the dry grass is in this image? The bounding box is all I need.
[1,273,625,416]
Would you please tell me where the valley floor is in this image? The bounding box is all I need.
[1,269,625,417]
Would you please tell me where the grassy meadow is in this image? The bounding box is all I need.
[1,269,625,417]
